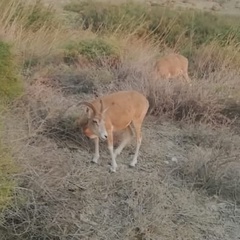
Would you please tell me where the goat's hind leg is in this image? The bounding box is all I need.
[114,126,133,157]
[107,131,118,172]
[130,122,142,168]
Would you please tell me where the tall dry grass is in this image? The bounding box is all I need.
[0,0,69,68]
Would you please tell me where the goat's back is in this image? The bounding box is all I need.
[91,91,149,129]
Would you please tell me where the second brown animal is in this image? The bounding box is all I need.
[154,53,191,83]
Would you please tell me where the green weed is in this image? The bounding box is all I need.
[0,144,18,211]
[0,41,22,104]
[0,41,21,210]
[64,38,120,64]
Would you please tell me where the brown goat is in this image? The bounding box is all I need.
[154,53,191,83]
[75,90,149,172]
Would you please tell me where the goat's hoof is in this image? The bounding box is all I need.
[109,166,117,173]
[129,162,136,168]
[91,158,99,164]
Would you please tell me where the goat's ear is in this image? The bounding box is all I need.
[86,107,92,119]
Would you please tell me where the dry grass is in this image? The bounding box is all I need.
[1,87,240,239]
[1,58,240,239]
[0,0,69,68]
[169,125,240,201]
[1,0,240,239]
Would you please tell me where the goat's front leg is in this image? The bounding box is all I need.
[92,137,100,163]
[107,131,117,172]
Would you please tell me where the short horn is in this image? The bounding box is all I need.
[78,101,97,116]
[100,99,104,113]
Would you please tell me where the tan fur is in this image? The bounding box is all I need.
[75,116,125,146]
[154,53,191,83]
[76,90,149,172]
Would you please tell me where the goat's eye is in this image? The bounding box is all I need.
[93,119,98,125]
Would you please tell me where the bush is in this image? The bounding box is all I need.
[47,64,114,96]
[64,38,120,65]
[184,38,240,78]
[0,41,21,210]
[0,144,18,210]
[64,0,148,34]
[172,126,240,202]
[0,41,22,103]
[148,82,229,124]
[113,62,230,125]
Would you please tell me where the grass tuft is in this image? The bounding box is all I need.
[0,41,22,104]
[0,144,18,211]
[64,37,121,66]
[0,40,20,211]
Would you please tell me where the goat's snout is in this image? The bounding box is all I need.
[100,134,108,141]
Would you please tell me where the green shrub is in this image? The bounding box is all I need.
[0,144,18,210]
[64,1,149,34]
[0,41,22,103]
[64,38,120,63]
[0,41,20,210]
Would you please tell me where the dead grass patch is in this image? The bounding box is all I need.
[1,104,240,239]
[170,125,240,202]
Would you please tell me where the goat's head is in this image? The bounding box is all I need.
[74,115,93,138]
[78,100,109,140]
